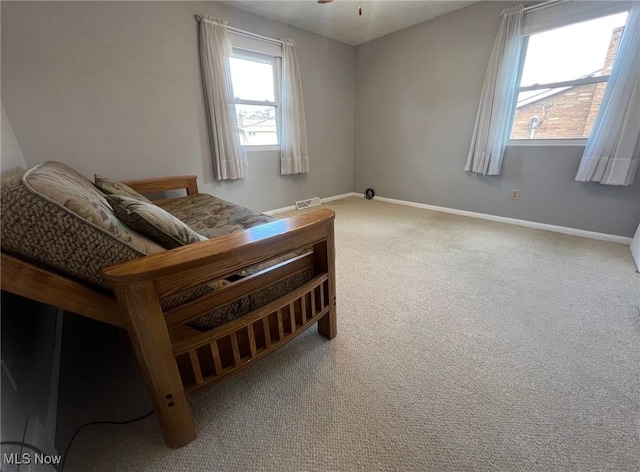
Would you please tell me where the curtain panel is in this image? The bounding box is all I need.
[465,5,524,176]
[198,16,247,180]
[280,38,309,175]
[575,1,640,186]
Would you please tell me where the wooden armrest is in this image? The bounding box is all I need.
[123,175,198,196]
[1,252,127,328]
[103,209,335,297]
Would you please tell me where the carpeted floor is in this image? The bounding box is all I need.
[57,197,640,471]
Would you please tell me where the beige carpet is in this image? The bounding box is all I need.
[58,197,640,471]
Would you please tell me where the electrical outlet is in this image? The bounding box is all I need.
[510,189,520,200]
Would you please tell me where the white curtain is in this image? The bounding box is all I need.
[198,16,247,180]
[280,38,309,175]
[575,2,640,186]
[465,5,524,175]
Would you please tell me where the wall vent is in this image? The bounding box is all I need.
[295,197,321,210]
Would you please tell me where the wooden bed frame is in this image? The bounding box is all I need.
[1,175,337,448]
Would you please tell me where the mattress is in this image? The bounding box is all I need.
[159,194,312,330]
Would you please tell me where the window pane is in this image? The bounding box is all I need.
[235,104,278,146]
[519,12,628,87]
[230,56,275,102]
[511,83,608,139]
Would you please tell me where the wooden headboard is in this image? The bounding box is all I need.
[123,175,198,205]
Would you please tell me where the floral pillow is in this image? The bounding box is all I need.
[107,195,207,249]
[94,174,152,203]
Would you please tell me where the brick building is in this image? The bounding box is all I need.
[511,26,623,139]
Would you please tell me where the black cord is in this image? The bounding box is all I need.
[2,410,154,472]
[59,410,154,471]
[0,441,59,471]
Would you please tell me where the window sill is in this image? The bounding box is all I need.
[244,145,280,153]
[507,139,587,147]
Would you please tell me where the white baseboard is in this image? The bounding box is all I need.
[263,193,357,216]
[265,192,631,244]
[320,192,359,203]
[263,205,296,216]
[366,194,631,245]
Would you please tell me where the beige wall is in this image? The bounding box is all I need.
[1,102,27,180]
[1,1,354,212]
[354,1,640,237]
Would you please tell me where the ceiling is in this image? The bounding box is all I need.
[222,1,476,46]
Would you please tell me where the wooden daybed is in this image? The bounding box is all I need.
[1,163,336,448]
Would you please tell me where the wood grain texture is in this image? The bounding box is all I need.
[184,306,330,394]
[310,287,317,317]
[171,275,328,354]
[104,209,334,288]
[316,218,337,339]
[189,350,204,386]
[154,228,323,298]
[114,282,196,448]
[263,318,272,348]
[301,295,308,323]
[171,275,330,390]
[289,302,297,332]
[276,309,285,340]
[123,175,198,197]
[163,252,315,328]
[0,252,126,328]
[230,332,241,366]
[248,324,257,357]
[210,342,223,374]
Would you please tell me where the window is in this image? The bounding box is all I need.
[510,11,629,141]
[229,50,280,148]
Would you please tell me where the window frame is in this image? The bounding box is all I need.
[507,10,629,146]
[229,47,282,152]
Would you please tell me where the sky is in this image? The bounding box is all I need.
[229,55,275,102]
[520,11,629,87]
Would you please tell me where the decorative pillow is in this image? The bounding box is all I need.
[94,174,152,203]
[0,161,165,288]
[107,195,207,249]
